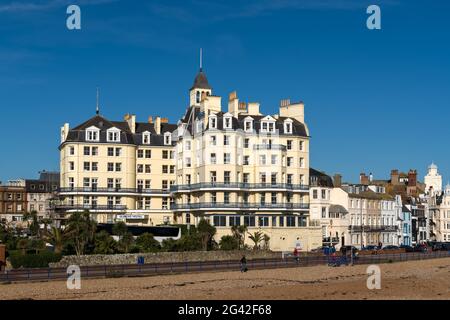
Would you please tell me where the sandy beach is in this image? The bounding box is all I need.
[1,257,449,300]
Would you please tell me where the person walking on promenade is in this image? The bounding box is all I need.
[240,255,248,272]
[293,247,300,264]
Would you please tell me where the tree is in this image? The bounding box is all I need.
[17,238,29,255]
[262,234,270,250]
[135,233,160,253]
[248,231,264,250]
[118,232,134,253]
[44,226,67,254]
[65,211,97,256]
[161,238,179,252]
[112,221,128,240]
[94,231,117,254]
[23,211,39,237]
[197,219,216,251]
[219,235,239,250]
[231,225,248,249]
[39,218,53,239]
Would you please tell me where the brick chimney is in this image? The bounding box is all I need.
[333,174,342,187]
[391,169,399,185]
[360,173,369,185]
[408,169,417,187]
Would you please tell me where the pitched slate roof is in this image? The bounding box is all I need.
[63,115,177,147]
[190,69,211,90]
[310,168,334,188]
[180,108,308,137]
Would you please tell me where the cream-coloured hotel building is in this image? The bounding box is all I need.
[58,68,321,251]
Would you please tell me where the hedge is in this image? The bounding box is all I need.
[9,251,62,269]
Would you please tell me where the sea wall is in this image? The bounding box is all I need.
[49,250,281,268]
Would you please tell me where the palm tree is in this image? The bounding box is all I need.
[118,232,134,253]
[112,221,128,241]
[39,218,53,239]
[262,234,270,250]
[231,225,248,249]
[65,211,97,256]
[23,211,39,237]
[197,219,217,251]
[44,226,66,254]
[248,231,264,250]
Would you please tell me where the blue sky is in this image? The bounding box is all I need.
[0,0,449,184]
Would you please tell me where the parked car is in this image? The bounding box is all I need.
[399,245,415,252]
[362,245,378,251]
[382,245,400,250]
[413,243,429,253]
[431,242,444,251]
[340,245,359,256]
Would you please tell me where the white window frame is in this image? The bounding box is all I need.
[209,115,217,129]
[106,127,121,143]
[284,119,293,134]
[142,131,151,145]
[85,126,100,142]
[223,114,233,129]
[164,132,172,145]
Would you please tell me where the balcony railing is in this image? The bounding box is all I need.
[253,144,287,151]
[349,225,399,232]
[171,182,309,192]
[51,204,127,211]
[59,187,170,195]
[172,202,309,210]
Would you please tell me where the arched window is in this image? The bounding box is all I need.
[196,91,200,103]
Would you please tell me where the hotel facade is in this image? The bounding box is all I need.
[57,67,322,251]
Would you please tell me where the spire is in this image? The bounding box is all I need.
[96,87,100,115]
[199,48,203,71]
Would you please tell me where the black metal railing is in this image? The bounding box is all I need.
[51,204,127,211]
[253,144,287,151]
[172,202,309,210]
[349,225,399,232]
[171,182,309,192]
[59,187,170,195]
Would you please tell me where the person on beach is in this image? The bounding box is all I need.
[293,247,300,264]
[240,255,248,272]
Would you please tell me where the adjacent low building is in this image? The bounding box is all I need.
[26,171,60,221]
[0,180,27,225]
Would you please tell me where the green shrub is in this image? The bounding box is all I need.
[9,251,62,269]
[219,235,239,250]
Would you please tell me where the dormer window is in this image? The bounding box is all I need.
[164,132,172,145]
[107,127,121,142]
[244,117,253,132]
[86,126,100,142]
[261,118,276,133]
[142,131,151,145]
[224,115,232,129]
[209,115,217,129]
[284,119,293,134]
